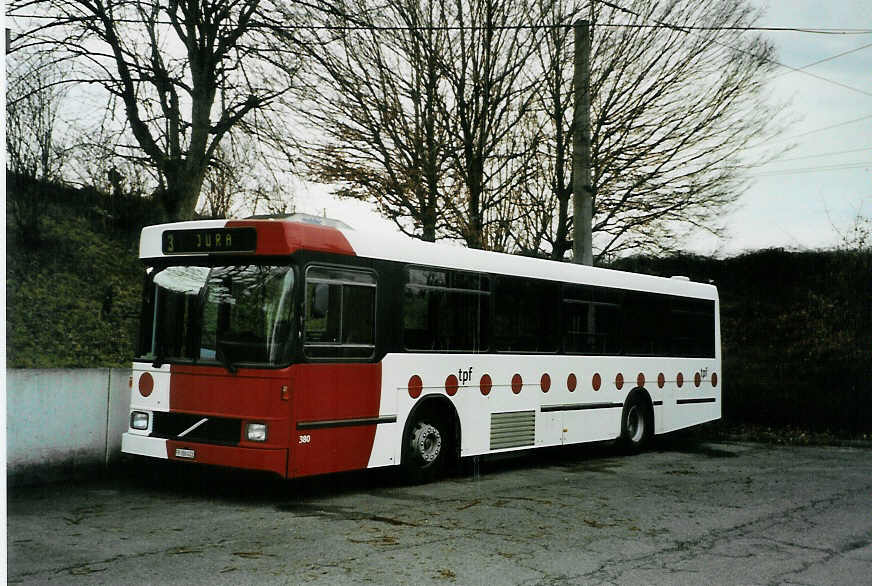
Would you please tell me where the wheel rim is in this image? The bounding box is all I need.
[626,405,644,444]
[411,422,442,464]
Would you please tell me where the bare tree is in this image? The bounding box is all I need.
[515,0,581,260]
[8,0,304,220]
[834,206,872,252]
[199,136,292,218]
[292,0,453,241]
[298,0,781,259]
[514,0,782,261]
[295,0,547,248]
[436,0,546,249]
[6,46,73,239]
[6,47,70,181]
[200,146,239,219]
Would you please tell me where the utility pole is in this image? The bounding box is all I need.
[572,19,593,266]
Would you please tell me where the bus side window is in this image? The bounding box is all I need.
[341,284,375,345]
[563,285,621,355]
[303,266,377,359]
[494,277,559,353]
[305,282,340,343]
[403,267,490,353]
[670,297,716,358]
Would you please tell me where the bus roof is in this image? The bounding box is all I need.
[140,215,717,300]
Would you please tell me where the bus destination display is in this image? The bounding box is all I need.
[162,227,257,254]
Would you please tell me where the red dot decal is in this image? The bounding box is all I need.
[592,373,602,391]
[615,373,624,390]
[694,372,702,388]
[511,374,523,394]
[139,372,154,398]
[446,374,459,396]
[711,372,718,387]
[540,373,551,393]
[676,373,684,388]
[567,373,577,392]
[480,374,492,396]
[408,375,423,399]
[657,373,666,389]
[636,373,645,388]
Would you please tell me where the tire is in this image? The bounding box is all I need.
[402,415,449,483]
[619,393,653,454]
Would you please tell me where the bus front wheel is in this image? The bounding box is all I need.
[403,416,448,483]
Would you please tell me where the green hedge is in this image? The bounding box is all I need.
[612,250,872,432]
[6,175,147,367]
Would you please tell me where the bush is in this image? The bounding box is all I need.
[6,178,144,367]
[611,250,872,433]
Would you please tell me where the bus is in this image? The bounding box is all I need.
[122,213,721,481]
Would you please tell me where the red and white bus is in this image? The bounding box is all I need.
[122,214,721,481]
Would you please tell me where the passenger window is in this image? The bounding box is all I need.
[494,277,559,352]
[563,285,622,355]
[403,267,490,352]
[304,266,376,358]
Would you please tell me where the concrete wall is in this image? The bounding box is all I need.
[7,368,131,485]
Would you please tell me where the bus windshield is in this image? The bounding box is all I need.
[137,264,296,369]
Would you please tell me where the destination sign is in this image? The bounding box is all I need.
[162,227,257,254]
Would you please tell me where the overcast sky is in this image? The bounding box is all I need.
[296,0,872,257]
[694,0,872,255]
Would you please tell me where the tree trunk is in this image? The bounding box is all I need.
[465,160,484,249]
[157,162,208,221]
[552,184,572,260]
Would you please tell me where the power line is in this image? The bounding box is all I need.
[777,114,872,142]
[741,114,872,153]
[749,162,870,178]
[763,146,872,164]
[594,0,872,99]
[9,6,872,101]
[10,7,872,99]
[7,11,872,34]
[773,41,872,80]
[765,60,872,98]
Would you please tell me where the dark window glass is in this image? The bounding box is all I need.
[305,282,342,344]
[671,297,716,358]
[304,266,376,358]
[403,268,490,352]
[408,267,447,287]
[494,277,559,352]
[562,286,715,358]
[563,285,621,354]
[623,291,669,356]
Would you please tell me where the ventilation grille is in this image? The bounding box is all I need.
[151,412,241,446]
[490,410,535,450]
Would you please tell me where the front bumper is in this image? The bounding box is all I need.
[121,432,288,477]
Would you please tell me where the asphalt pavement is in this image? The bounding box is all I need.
[7,437,872,584]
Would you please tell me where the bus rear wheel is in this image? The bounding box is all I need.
[403,416,448,483]
[620,394,653,454]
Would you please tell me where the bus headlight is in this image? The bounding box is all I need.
[246,422,268,442]
[130,411,150,430]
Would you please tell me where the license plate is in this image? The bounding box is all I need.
[175,448,195,459]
